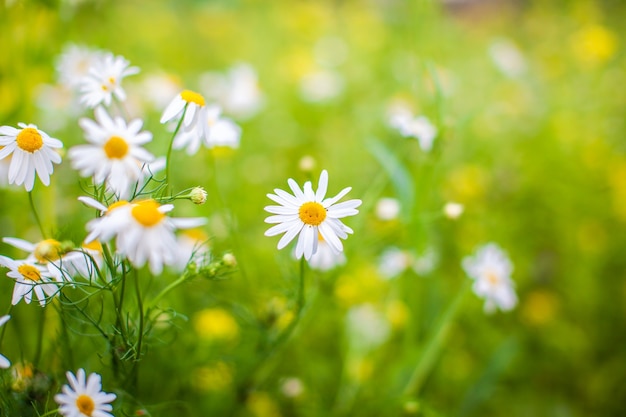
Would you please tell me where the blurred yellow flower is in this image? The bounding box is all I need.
[193,362,233,392]
[334,266,388,307]
[445,165,488,203]
[521,290,559,326]
[386,300,410,330]
[570,24,618,67]
[347,357,374,383]
[246,391,282,417]
[193,308,239,343]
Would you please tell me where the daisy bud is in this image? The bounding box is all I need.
[190,187,208,205]
[222,252,236,267]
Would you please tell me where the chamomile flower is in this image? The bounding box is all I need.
[387,103,437,152]
[56,44,104,90]
[173,104,242,154]
[2,237,72,282]
[79,52,139,108]
[305,234,346,271]
[160,89,208,133]
[264,170,362,260]
[70,107,154,199]
[54,369,116,417]
[0,315,10,368]
[115,199,207,274]
[462,243,518,314]
[0,123,63,191]
[78,196,132,244]
[0,256,59,307]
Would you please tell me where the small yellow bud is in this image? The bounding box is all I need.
[222,252,237,267]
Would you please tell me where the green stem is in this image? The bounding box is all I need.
[164,105,187,194]
[134,269,144,363]
[36,408,60,417]
[28,191,46,238]
[402,281,470,397]
[144,272,189,313]
[0,305,13,347]
[33,305,46,368]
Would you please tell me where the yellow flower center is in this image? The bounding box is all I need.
[107,200,129,213]
[299,202,326,226]
[103,136,129,159]
[76,394,95,416]
[16,128,43,153]
[17,264,41,281]
[486,271,500,285]
[34,239,63,263]
[131,200,165,227]
[82,240,103,252]
[180,90,206,106]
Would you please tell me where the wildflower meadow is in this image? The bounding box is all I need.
[0,0,624,416]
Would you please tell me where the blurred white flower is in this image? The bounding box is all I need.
[0,152,10,187]
[265,170,361,260]
[200,63,264,120]
[173,104,242,154]
[0,123,63,191]
[299,69,345,103]
[0,256,59,307]
[411,247,438,276]
[70,107,155,199]
[139,72,182,110]
[375,197,401,221]
[443,202,464,219]
[488,38,527,78]
[377,247,412,279]
[35,84,83,132]
[55,369,116,417]
[305,234,346,271]
[462,243,518,314]
[280,377,305,398]
[79,52,139,108]
[345,304,391,353]
[55,44,104,90]
[0,315,9,368]
[313,35,349,68]
[387,102,437,151]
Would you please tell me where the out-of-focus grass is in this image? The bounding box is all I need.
[0,0,625,416]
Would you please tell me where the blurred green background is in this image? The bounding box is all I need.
[0,0,625,416]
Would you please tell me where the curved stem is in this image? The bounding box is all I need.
[33,305,46,368]
[0,304,14,347]
[28,191,46,238]
[144,272,189,314]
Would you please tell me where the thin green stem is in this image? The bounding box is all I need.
[134,269,144,363]
[28,191,46,238]
[36,408,60,417]
[33,305,46,368]
[144,272,189,313]
[164,105,187,194]
[0,305,14,347]
[402,281,470,397]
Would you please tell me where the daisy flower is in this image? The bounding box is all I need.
[173,104,242,155]
[69,107,155,199]
[0,123,63,191]
[54,368,116,417]
[0,256,59,307]
[2,237,74,282]
[304,233,346,271]
[160,89,208,133]
[78,196,133,244]
[114,199,207,274]
[264,170,362,260]
[462,243,518,314]
[55,44,104,90]
[0,315,10,368]
[386,102,437,152]
[79,52,139,108]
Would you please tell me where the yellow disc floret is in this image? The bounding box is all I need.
[180,90,206,106]
[16,128,44,153]
[18,264,41,281]
[76,394,95,416]
[131,200,165,227]
[299,202,326,226]
[34,239,63,263]
[103,136,129,159]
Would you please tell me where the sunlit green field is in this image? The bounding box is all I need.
[0,0,625,416]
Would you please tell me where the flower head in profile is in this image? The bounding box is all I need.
[2,237,81,282]
[112,199,207,274]
[462,243,518,314]
[0,123,63,191]
[0,256,59,307]
[387,102,437,152]
[79,52,139,108]
[54,368,116,417]
[173,104,242,155]
[264,170,361,260]
[161,89,208,132]
[0,315,10,368]
[79,196,133,245]
[70,107,154,199]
